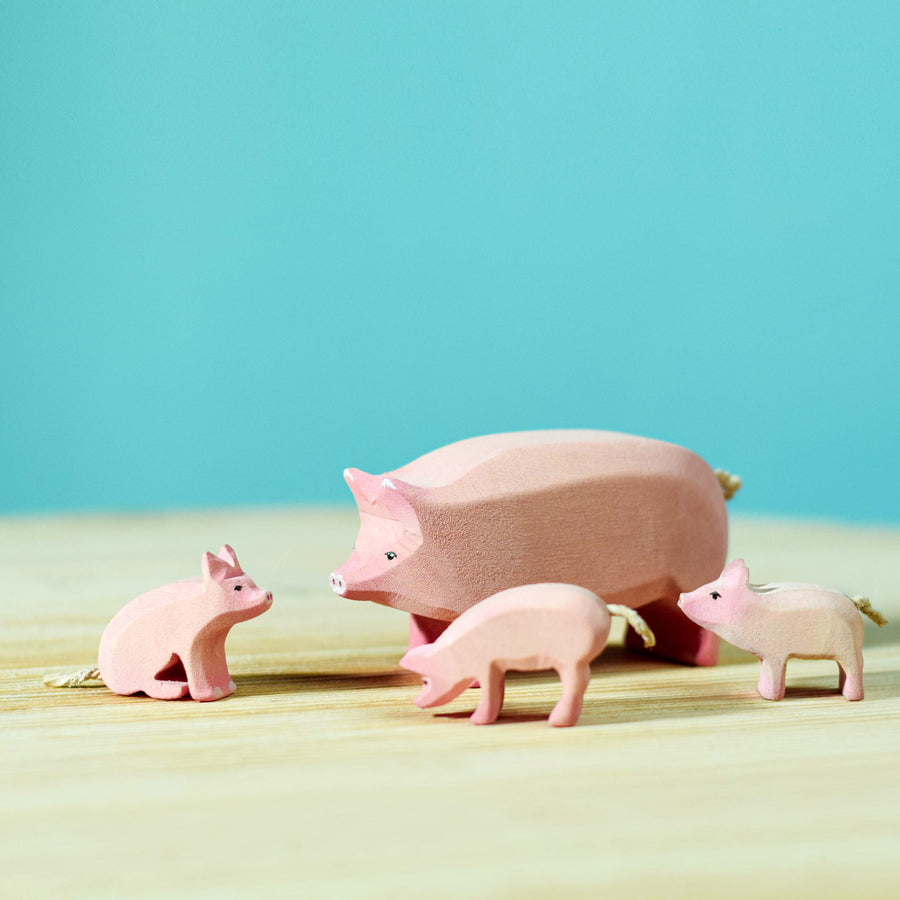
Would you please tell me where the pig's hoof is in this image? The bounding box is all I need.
[469,711,496,725]
[842,685,864,701]
[548,711,578,727]
[757,686,784,701]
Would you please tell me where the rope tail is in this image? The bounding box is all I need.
[852,596,888,627]
[715,469,742,501]
[43,667,104,688]
[606,604,656,648]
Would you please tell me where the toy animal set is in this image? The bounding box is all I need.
[46,430,887,725]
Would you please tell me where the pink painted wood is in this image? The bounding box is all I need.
[330,430,738,666]
[98,545,273,701]
[399,582,655,726]
[678,559,887,700]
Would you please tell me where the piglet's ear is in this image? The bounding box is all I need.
[202,551,231,584]
[217,544,242,573]
[399,645,434,673]
[722,559,750,587]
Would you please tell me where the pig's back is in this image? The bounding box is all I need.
[439,583,611,662]
[756,585,865,640]
[394,431,630,488]
[405,432,727,610]
[99,581,201,669]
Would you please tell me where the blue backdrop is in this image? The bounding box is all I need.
[2,2,898,522]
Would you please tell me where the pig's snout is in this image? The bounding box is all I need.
[329,573,346,595]
[264,591,273,606]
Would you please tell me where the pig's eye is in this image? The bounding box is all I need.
[385,551,397,561]
[234,585,243,591]
[710,591,721,599]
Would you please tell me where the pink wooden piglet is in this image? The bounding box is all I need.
[399,582,656,726]
[677,559,887,700]
[94,545,273,701]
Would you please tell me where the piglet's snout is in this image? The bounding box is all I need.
[329,573,346,595]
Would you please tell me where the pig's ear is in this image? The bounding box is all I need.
[378,477,424,531]
[202,551,230,584]
[217,544,243,574]
[723,559,750,587]
[343,468,383,507]
[399,645,435,673]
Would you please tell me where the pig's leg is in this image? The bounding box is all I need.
[408,614,450,652]
[838,652,864,701]
[549,663,592,727]
[624,596,719,666]
[182,643,236,702]
[757,656,787,700]
[144,678,191,701]
[470,665,505,725]
[145,652,190,700]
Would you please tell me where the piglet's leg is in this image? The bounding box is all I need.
[145,678,191,701]
[549,663,592,727]
[624,596,719,666]
[757,656,787,700]
[408,614,451,652]
[183,641,235,702]
[146,653,190,700]
[838,652,864,701]
[470,665,505,725]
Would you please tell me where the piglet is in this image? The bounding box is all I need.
[95,545,273,701]
[399,583,656,726]
[677,559,887,701]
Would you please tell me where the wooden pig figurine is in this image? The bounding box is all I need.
[330,430,740,667]
[97,545,273,701]
[677,559,888,700]
[399,583,656,726]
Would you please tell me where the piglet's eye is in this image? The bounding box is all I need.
[710,591,720,599]
[385,551,397,560]
[234,585,243,591]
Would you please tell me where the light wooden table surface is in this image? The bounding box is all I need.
[1,509,898,899]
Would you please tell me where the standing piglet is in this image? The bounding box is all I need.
[97,545,273,701]
[399,582,656,726]
[677,559,888,700]
[331,430,740,666]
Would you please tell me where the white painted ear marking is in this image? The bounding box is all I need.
[381,478,396,490]
[343,468,354,482]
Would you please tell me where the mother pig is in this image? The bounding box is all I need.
[329,430,740,666]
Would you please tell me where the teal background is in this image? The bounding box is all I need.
[2,2,898,521]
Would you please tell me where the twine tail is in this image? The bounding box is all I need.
[852,596,888,627]
[715,469,743,501]
[607,604,656,648]
[43,667,104,688]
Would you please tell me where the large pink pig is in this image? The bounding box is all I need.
[98,545,273,701]
[677,559,888,700]
[330,430,740,666]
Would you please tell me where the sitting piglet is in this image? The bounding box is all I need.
[46,545,273,701]
[677,559,887,701]
[399,583,656,726]
[98,545,273,701]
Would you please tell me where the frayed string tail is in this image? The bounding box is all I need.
[43,667,104,688]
